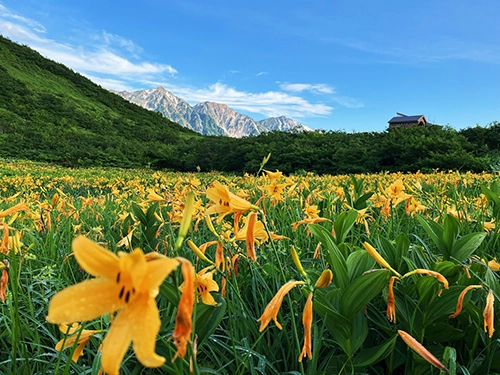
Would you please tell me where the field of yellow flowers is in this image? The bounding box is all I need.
[1,158,499,375]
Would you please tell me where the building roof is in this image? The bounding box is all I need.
[388,115,426,124]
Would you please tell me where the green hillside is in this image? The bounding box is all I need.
[0,35,199,168]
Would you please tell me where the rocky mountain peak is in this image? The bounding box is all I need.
[114,87,310,137]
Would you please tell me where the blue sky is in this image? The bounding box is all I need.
[1,0,499,132]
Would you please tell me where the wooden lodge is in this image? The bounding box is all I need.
[388,113,428,128]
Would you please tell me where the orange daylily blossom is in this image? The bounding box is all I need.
[245,212,258,261]
[483,219,495,232]
[387,276,398,322]
[315,269,333,289]
[257,280,305,331]
[449,285,483,318]
[179,266,219,306]
[403,269,449,289]
[398,330,449,373]
[264,170,283,182]
[0,203,30,218]
[298,292,313,362]
[385,179,411,207]
[56,323,100,363]
[483,289,495,338]
[46,236,179,375]
[173,258,195,360]
[0,261,8,303]
[205,181,259,222]
[405,197,427,216]
[488,258,500,271]
[263,180,289,202]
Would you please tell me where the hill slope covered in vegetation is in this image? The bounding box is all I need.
[0,35,199,168]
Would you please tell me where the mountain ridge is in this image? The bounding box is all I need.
[114,86,311,137]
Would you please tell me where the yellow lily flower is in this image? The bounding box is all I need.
[205,181,259,221]
[56,323,100,363]
[180,266,219,306]
[46,236,179,375]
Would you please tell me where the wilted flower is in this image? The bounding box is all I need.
[257,280,305,331]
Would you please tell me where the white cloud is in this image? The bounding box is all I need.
[279,82,335,94]
[0,5,177,80]
[170,82,333,118]
[256,71,268,76]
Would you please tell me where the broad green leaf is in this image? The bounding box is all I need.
[416,215,447,258]
[377,236,399,271]
[349,310,369,356]
[423,286,463,327]
[333,210,358,245]
[313,291,352,340]
[353,334,397,367]
[131,202,148,226]
[339,269,391,317]
[442,214,460,254]
[309,223,349,290]
[451,232,487,262]
[395,233,410,261]
[160,281,180,305]
[354,191,374,210]
[195,298,227,347]
[346,249,375,281]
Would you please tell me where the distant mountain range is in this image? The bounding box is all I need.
[113,86,311,137]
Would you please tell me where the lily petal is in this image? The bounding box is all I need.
[73,236,119,278]
[131,295,166,368]
[120,248,147,291]
[101,309,134,375]
[47,278,123,324]
[146,257,179,292]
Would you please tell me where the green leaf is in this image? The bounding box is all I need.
[309,223,349,290]
[443,346,457,375]
[442,214,460,254]
[339,269,391,317]
[354,192,374,210]
[195,298,227,347]
[313,291,352,340]
[131,202,148,226]
[346,249,375,281]
[416,215,447,258]
[451,232,486,262]
[395,233,410,261]
[160,281,180,305]
[353,334,398,367]
[423,286,463,327]
[333,210,358,245]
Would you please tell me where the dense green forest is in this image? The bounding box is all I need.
[0,35,498,174]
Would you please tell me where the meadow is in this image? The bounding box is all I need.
[0,158,499,375]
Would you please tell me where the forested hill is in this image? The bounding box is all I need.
[0,35,499,174]
[0,35,199,168]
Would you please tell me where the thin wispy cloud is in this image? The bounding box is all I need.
[256,71,268,76]
[279,82,335,94]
